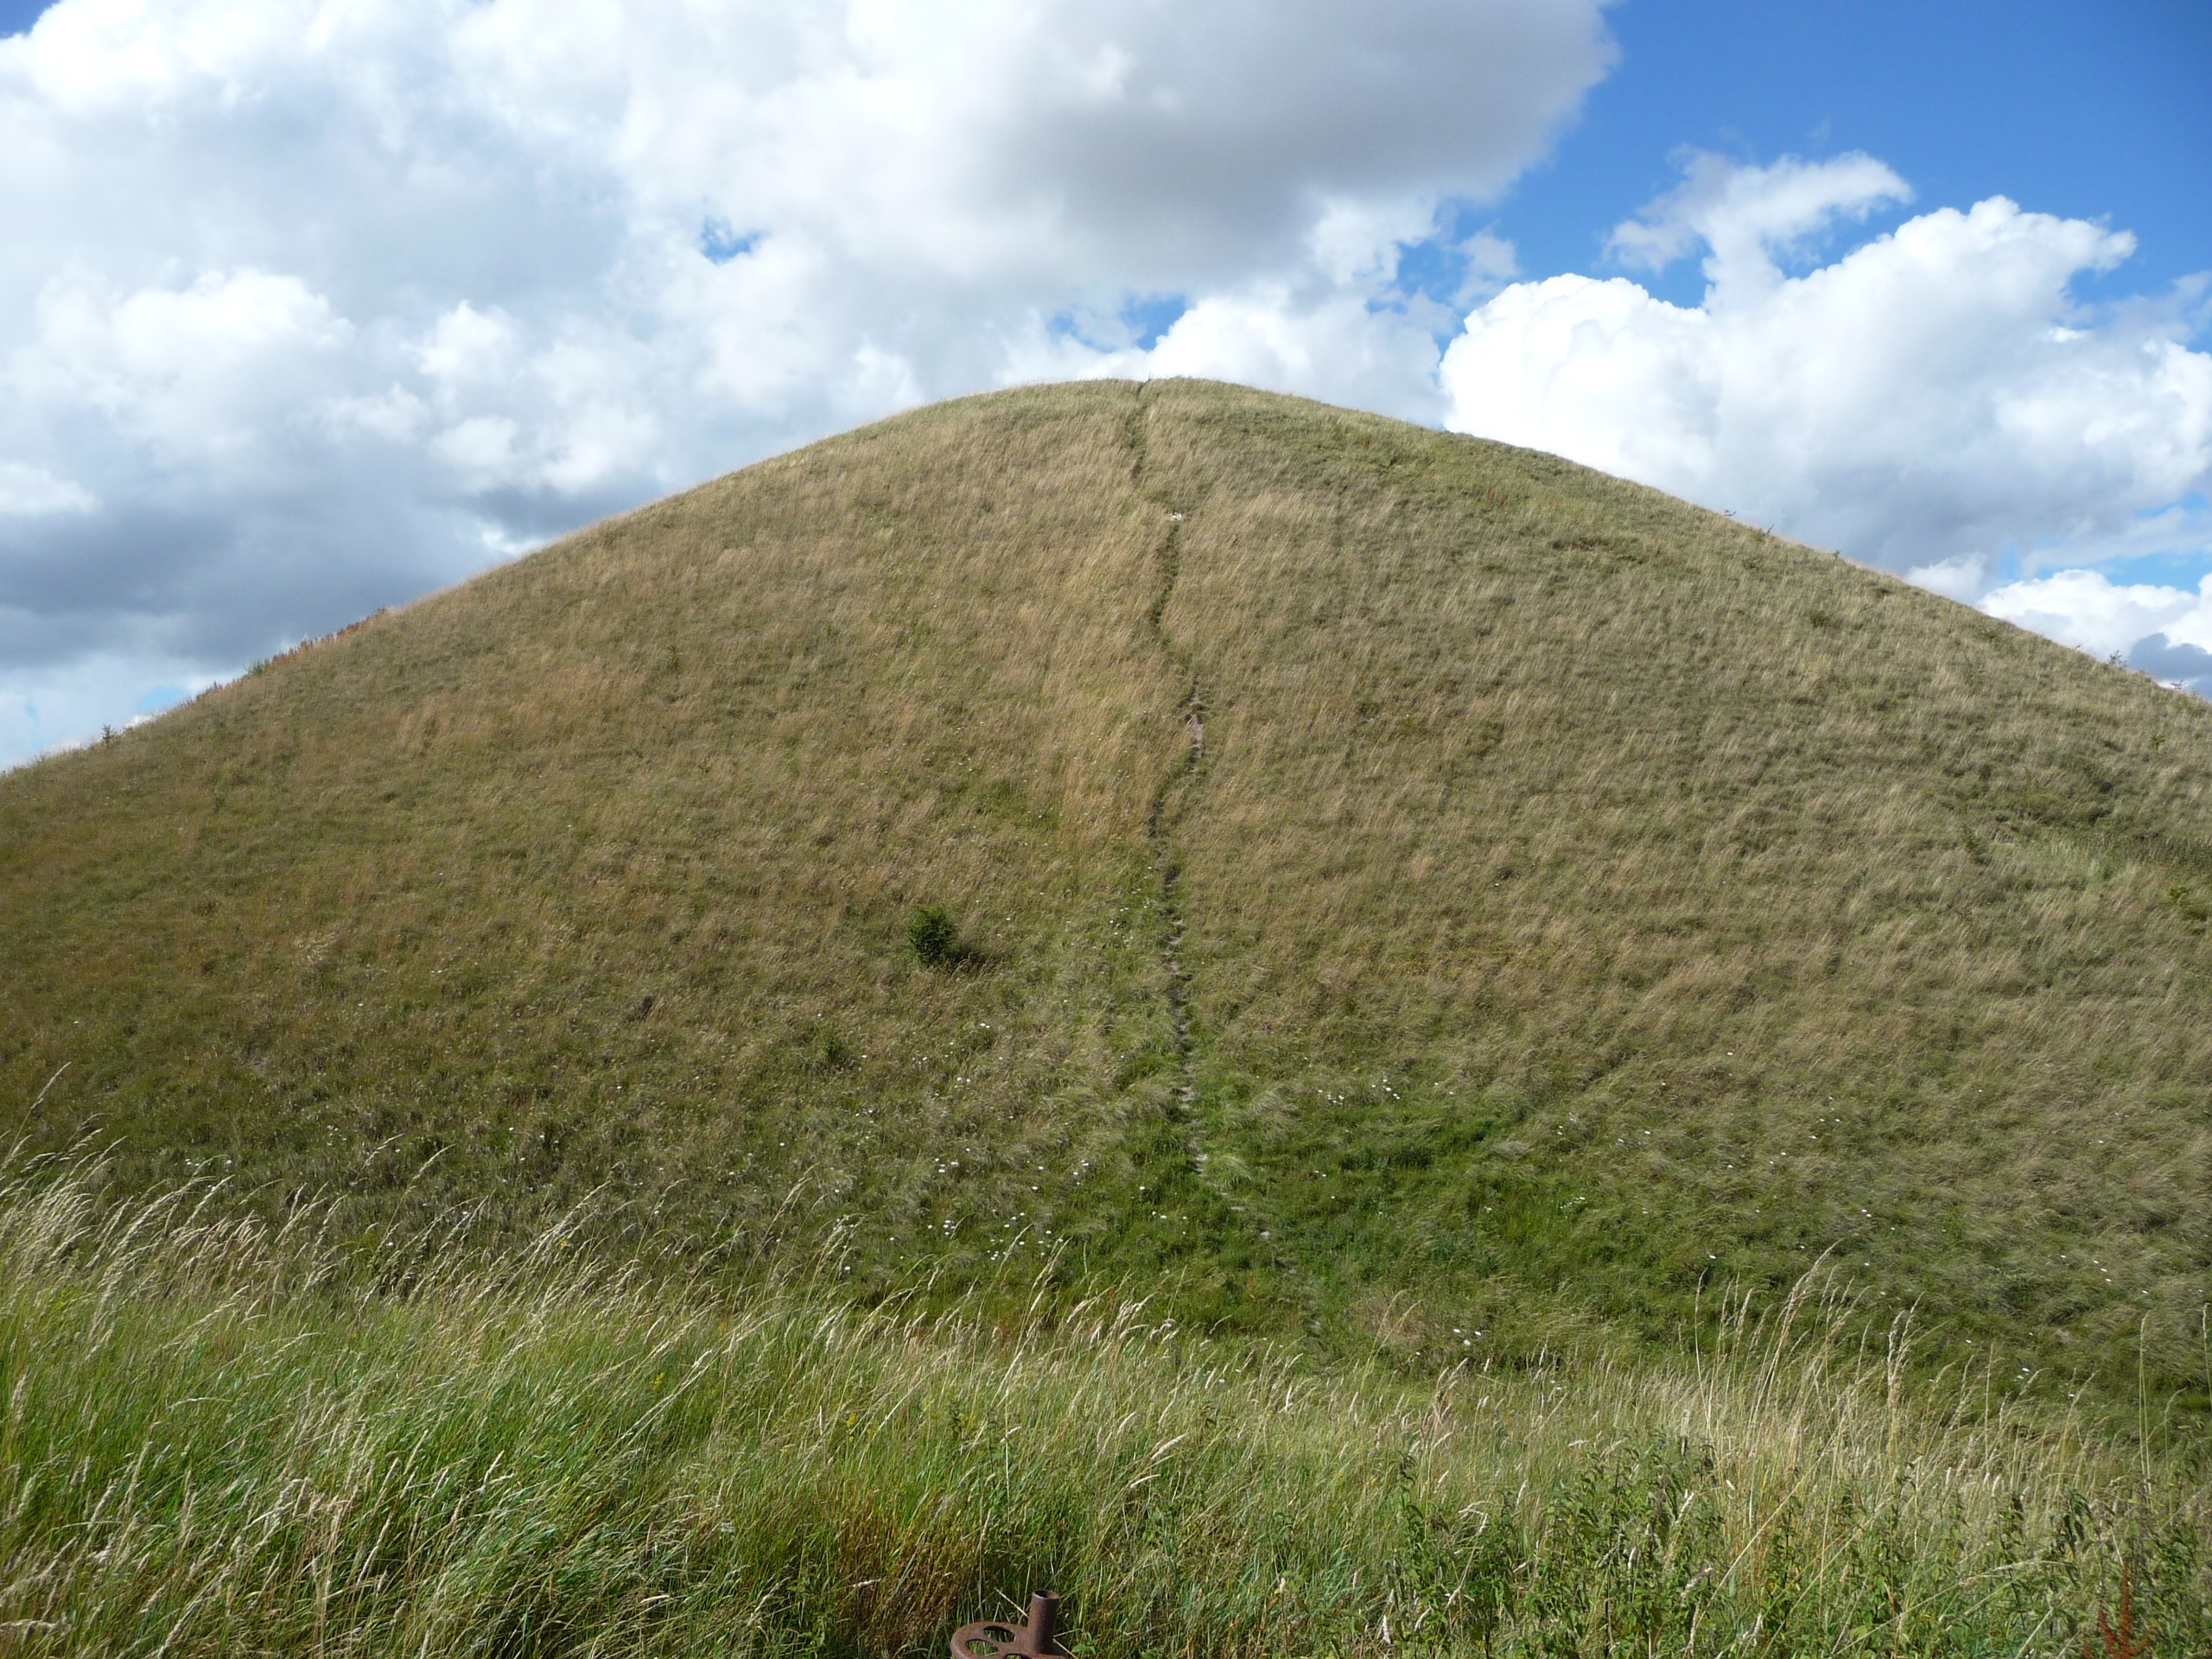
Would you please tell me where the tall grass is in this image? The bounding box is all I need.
[2,1157,2203,1656]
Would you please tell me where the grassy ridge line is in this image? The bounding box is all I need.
[1,1160,2204,1657]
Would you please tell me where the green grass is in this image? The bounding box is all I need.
[2,1155,2205,1657]
[3,378,2210,1424]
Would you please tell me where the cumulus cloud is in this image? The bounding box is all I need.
[2126,632,2212,698]
[1605,150,1912,286]
[1978,569,2212,656]
[0,0,1615,765]
[1973,567,2212,696]
[1439,154,2212,644]
[0,461,94,516]
[1006,215,1471,424]
[10,7,2211,762]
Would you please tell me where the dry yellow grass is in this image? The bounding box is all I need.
[3,1157,2203,1656]
[2,378,2208,1419]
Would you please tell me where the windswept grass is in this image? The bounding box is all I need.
[3,378,2209,1414]
[1,1157,2206,1657]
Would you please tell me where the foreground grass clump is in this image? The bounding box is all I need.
[2,1163,2204,1657]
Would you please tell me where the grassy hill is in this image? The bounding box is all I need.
[4,378,2210,1419]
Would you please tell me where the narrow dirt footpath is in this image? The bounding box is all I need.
[1126,385,1211,1169]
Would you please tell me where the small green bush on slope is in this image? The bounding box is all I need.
[2,378,2210,1416]
[908,904,982,969]
[0,1160,2204,1658]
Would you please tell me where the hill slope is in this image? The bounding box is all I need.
[5,379,2209,1409]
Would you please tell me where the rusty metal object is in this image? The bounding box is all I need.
[951,1591,1067,1659]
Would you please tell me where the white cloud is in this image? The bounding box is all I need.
[1440,155,2212,650]
[1901,556,1986,604]
[0,0,1616,766]
[0,645,219,766]
[0,461,95,516]
[1010,275,1457,426]
[10,12,2211,760]
[19,268,353,464]
[1606,150,1911,289]
[418,304,521,395]
[1980,569,2212,658]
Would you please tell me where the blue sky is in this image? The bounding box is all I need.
[0,0,2207,764]
[1504,0,2210,303]
[1471,0,2211,651]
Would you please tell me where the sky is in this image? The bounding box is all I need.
[0,0,2207,767]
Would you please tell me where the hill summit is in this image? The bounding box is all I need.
[5,378,2209,1411]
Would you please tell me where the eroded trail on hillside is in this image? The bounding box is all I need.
[1127,385,1211,1177]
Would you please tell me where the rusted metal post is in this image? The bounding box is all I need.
[951,1590,1067,1659]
